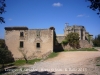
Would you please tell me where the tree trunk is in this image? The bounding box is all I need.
[24,55,28,63]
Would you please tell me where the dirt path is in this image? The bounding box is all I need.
[27,51,100,75]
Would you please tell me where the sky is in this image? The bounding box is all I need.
[0,0,100,39]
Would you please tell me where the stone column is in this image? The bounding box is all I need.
[79,29,81,40]
[83,31,85,40]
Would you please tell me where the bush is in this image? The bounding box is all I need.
[65,32,80,49]
[61,40,68,46]
[0,48,14,69]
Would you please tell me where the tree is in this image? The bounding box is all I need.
[0,39,5,48]
[0,47,14,69]
[65,32,80,49]
[19,49,28,63]
[88,0,100,16]
[93,34,100,47]
[0,39,14,70]
[0,0,6,23]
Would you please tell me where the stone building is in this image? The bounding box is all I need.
[56,23,93,49]
[4,24,93,60]
[5,27,55,60]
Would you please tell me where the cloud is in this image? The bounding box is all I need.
[77,14,84,17]
[77,14,90,18]
[8,18,12,21]
[52,2,62,7]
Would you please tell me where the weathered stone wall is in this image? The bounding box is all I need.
[25,29,53,58]
[79,40,92,48]
[56,36,65,43]
[5,29,25,58]
[5,27,54,60]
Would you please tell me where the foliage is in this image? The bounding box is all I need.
[65,32,80,49]
[88,0,100,16]
[61,40,68,46]
[47,52,59,58]
[0,39,5,48]
[13,59,41,66]
[0,0,6,23]
[88,35,91,43]
[0,48,14,69]
[93,34,100,47]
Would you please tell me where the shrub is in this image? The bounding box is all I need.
[61,40,68,46]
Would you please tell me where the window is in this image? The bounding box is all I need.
[36,43,40,48]
[20,41,24,48]
[20,32,24,37]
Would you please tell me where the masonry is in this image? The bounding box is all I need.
[56,23,93,49]
[5,27,55,60]
[4,24,93,60]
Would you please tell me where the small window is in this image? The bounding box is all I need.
[20,41,24,48]
[20,32,24,37]
[36,43,40,48]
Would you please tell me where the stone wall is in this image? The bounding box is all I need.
[56,36,65,43]
[5,27,54,60]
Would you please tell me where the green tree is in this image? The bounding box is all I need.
[0,47,14,69]
[0,39,5,48]
[65,32,80,49]
[0,0,6,23]
[87,0,100,16]
[93,34,100,47]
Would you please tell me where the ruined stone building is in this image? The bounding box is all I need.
[56,23,93,49]
[4,24,93,60]
[5,27,55,60]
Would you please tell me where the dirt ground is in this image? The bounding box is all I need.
[26,51,100,75]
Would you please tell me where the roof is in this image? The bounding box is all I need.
[5,27,28,30]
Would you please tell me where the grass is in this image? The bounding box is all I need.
[0,52,59,67]
[0,59,41,68]
[47,52,59,59]
[63,48,98,52]
[13,59,41,66]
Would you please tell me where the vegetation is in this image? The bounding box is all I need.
[19,49,28,63]
[0,48,14,69]
[61,40,68,46]
[0,39,14,70]
[0,0,6,23]
[0,39,5,48]
[13,59,41,66]
[47,52,59,59]
[64,32,80,49]
[93,34,100,47]
[88,0,100,16]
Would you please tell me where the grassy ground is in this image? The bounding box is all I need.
[47,52,59,58]
[0,59,41,69]
[13,59,41,66]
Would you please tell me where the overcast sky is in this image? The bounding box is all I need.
[0,0,100,38]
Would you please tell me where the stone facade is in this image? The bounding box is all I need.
[5,27,54,60]
[4,24,93,59]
